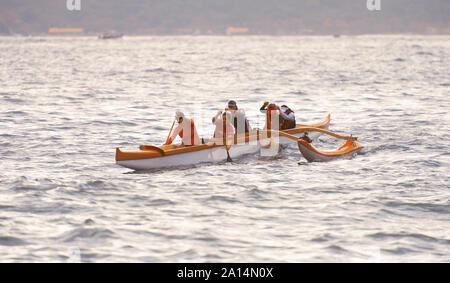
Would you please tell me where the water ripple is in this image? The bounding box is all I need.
[1,35,449,262]
[0,236,29,246]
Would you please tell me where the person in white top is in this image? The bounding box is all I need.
[225,100,252,136]
[166,111,201,146]
[212,111,235,143]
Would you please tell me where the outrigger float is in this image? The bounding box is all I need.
[115,114,363,170]
[297,139,364,162]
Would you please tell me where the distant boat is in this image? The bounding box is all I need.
[98,31,123,39]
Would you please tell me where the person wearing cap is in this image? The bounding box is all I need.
[166,111,201,146]
[260,102,296,130]
[226,100,251,135]
[212,111,235,142]
[260,101,281,130]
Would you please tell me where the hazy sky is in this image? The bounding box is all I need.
[0,0,449,34]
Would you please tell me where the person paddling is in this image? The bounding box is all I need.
[226,100,251,135]
[260,102,296,130]
[166,111,201,146]
[260,102,281,131]
[212,111,235,142]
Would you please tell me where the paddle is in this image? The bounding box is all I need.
[164,119,176,145]
[225,145,232,162]
[222,117,232,162]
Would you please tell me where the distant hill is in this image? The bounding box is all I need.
[0,0,449,35]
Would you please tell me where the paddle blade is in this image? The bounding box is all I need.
[226,145,232,162]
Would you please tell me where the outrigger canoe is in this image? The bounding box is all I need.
[297,139,364,162]
[116,114,331,170]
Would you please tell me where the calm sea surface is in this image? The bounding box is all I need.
[0,35,449,262]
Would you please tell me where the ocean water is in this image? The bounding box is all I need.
[0,35,449,262]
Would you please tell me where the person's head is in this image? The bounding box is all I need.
[280,105,292,114]
[268,103,277,110]
[175,111,185,123]
[227,100,238,111]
